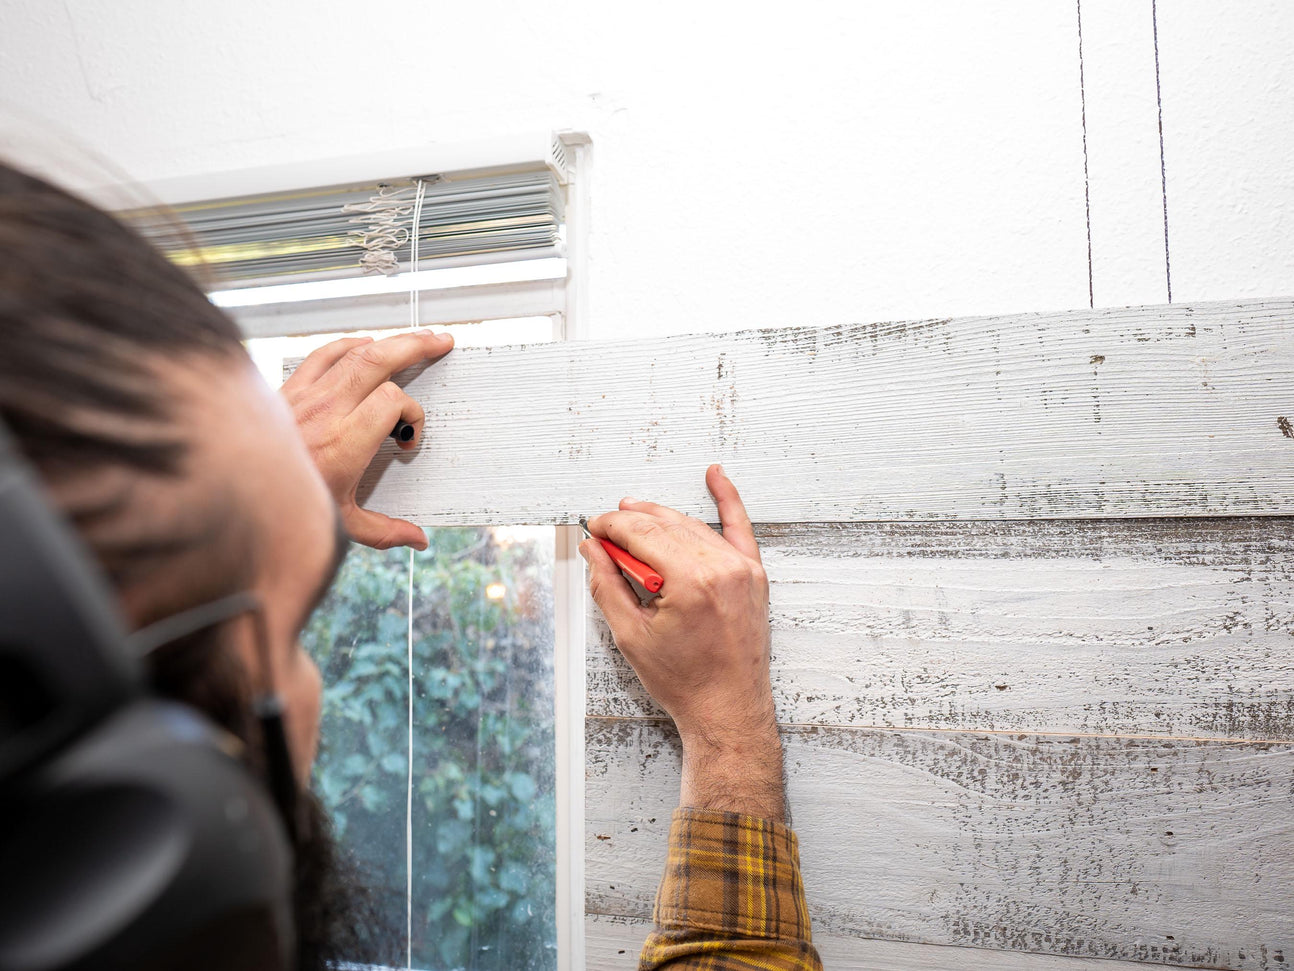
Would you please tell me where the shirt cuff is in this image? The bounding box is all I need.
[652,807,814,943]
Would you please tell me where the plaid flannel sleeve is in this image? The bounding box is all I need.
[639,808,823,971]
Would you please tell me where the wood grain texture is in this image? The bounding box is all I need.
[586,719,1294,969]
[350,299,1294,525]
[588,519,1294,740]
[586,914,1158,971]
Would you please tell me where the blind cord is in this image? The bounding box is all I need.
[406,176,425,970]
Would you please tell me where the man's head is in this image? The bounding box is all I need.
[0,159,389,967]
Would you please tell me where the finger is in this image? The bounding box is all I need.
[345,381,426,456]
[580,536,645,634]
[619,497,687,521]
[345,506,428,551]
[586,510,694,569]
[316,331,453,411]
[706,464,761,562]
[619,497,728,550]
[280,337,373,396]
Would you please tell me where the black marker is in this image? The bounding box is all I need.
[390,420,415,443]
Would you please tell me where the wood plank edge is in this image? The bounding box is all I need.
[584,913,1168,970]
[586,713,1293,747]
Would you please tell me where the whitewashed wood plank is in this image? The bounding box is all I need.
[586,914,1157,971]
[351,299,1294,525]
[585,719,1294,970]
[588,519,1294,740]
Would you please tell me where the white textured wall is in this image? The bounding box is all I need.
[2,1,1293,339]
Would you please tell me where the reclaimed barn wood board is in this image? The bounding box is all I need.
[585,719,1294,970]
[588,519,1294,740]
[586,914,1159,971]
[346,299,1294,526]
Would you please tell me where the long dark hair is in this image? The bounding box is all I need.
[0,160,246,593]
[0,159,392,969]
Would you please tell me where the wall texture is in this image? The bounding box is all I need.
[2,1,1293,337]
[5,2,1293,967]
[366,302,1294,966]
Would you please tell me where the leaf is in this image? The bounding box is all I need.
[425,895,453,922]
[343,753,369,776]
[380,752,406,775]
[435,818,472,855]
[499,860,528,894]
[438,922,470,966]
[507,772,538,802]
[359,784,385,811]
[469,845,497,885]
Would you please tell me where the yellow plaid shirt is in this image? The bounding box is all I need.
[639,809,823,971]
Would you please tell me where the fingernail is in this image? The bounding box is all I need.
[715,464,725,475]
[622,496,639,504]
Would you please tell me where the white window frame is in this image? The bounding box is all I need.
[100,131,593,971]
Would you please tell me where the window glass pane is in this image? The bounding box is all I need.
[306,542,411,945]
[304,527,556,970]
[412,527,556,969]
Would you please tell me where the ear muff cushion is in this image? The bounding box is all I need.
[0,701,295,971]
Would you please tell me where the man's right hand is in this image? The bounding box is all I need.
[582,465,784,822]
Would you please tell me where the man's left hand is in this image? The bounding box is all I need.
[280,330,453,551]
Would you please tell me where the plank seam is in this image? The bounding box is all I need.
[584,714,1291,746]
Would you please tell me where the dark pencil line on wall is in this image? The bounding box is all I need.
[1077,0,1094,308]
[1152,0,1173,303]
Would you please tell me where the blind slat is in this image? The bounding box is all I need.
[124,169,563,287]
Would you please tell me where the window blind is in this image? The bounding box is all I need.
[121,168,564,289]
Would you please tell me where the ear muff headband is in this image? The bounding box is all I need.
[0,423,296,971]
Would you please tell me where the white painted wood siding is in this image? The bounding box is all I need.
[294,298,1294,966]
[588,520,1294,740]
[584,514,1294,967]
[358,299,1294,526]
[587,915,1155,971]
[586,720,1293,969]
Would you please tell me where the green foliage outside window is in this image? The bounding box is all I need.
[304,528,556,970]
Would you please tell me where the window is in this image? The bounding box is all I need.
[305,519,556,970]
[121,133,590,971]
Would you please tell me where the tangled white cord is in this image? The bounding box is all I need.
[341,181,426,277]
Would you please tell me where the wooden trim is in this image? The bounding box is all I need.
[234,277,566,339]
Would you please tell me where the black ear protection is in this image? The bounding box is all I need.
[0,421,296,971]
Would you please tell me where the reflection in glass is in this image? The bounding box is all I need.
[305,527,556,970]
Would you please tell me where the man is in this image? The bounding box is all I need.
[0,159,822,969]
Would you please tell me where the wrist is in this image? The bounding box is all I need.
[677,709,785,823]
